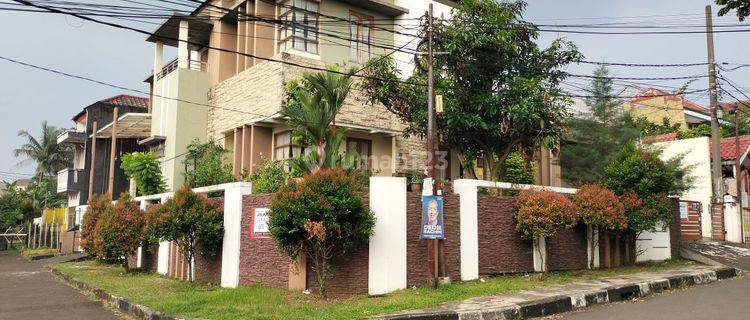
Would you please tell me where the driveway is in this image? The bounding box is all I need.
[547,276,750,320]
[0,251,120,320]
[681,241,750,270]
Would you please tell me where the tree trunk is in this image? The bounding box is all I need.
[613,234,621,267]
[624,234,631,266]
[603,231,611,268]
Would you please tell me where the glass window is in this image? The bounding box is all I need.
[349,12,374,63]
[274,131,309,160]
[346,138,372,170]
[278,0,319,55]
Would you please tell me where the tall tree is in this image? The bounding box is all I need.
[14,121,72,181]
[360,0,580,181]
[716,0,750,21]
[559,66,640,186]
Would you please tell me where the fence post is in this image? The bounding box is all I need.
[453,179,480,281]
[368,177,408,295]
[27,224,31,248]
[220,182,252,288]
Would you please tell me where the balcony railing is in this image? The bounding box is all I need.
[155,58,208,81]
[57,168,84,193]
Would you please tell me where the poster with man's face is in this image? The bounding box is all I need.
[420,195,444,239]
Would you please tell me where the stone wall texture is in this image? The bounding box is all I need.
[476,195,534,274]
[547,224,589,271]
[206,52,426,174]
[239,193,290,289]
[406,192,461,286]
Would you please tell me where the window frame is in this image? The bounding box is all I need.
[278,0,320,55]
[349,10,374,63]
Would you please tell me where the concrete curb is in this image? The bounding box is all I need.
[376,267,742,320]
[49,267,201,320]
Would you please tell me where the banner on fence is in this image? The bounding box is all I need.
[420,195,444,240]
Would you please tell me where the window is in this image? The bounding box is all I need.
[349,12,374,63]
[274,131,310,160]
[346,138,372,170]
[278,0,319,55]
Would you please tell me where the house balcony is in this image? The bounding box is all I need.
[57,168,84,193]
[155,58,208,81]
[57,129,87,144]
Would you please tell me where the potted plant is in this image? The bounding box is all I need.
[409,171,425,193]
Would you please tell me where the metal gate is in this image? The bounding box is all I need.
[679,201,702,241]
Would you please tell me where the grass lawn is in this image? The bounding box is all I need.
[19,247,57,260]
[51,259,693,320]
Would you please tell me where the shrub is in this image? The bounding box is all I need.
[142,203,167,248]
[269,169,374,298]
[628,193,674,233]
[81,194,112,257]
[160,185,223,281]
[121,152,167,196]
[514,189,579,271]
[96,193,145,267]
[248,157,287,193]
[573,184,627,231]
[183,139,235,188]
[504,152,535,184]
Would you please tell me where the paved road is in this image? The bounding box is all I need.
[549,276,750,320]
[0,251,120,320]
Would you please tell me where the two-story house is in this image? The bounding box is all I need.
[57,95,149,231]
[138,0,469,190]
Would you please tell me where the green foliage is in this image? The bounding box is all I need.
[572,184,627,231]
[14,121,72,179]
[603,144,692,233]
[95,193,145,266]
[360,0,581,181]
[81,194,113,257]
[248,157,287,194]
[678,124,712,139]
[0,182,26,229]
[121,152,166,196]
[269,169,374,298]
[504,152,535,184]
[721,107,750,137]
[409,170,426,184]
[142,203,167,248]
[183,139,235,188]
[282,67,360,174]
[603,144,693,199]
[560,66,644,186]
[514,189,579,240]
[629,116,682,136]
[716,0,750,21]
[159,185,223,281]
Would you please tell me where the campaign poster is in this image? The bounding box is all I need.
[251,207,271,239]
[420,195,444,240]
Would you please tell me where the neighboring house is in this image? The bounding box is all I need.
[142,0,466,191]
[56,95,149,229]
[650,134,750,243]
[621,85,711,129]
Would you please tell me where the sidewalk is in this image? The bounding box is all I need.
[375,265,740,320]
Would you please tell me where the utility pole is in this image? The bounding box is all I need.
[734,105,746,243]
[425,3,440,287]
[108,107,119,200]
[706,5,724,203]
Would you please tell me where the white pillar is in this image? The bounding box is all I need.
[453,179,479,281]
[221,182,253,288]
[368,177,407,295]
[533,236,547,272]
[136,200,148,268]
[153,41,163,80]
[157,194,171,275]
[177,20,189,69]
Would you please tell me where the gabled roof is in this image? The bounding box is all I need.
[100,94,149,109]
[627,87,710,115]
[711,135,750,161]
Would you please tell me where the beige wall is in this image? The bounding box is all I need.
[624,96,688,129]
[152,68,210,190]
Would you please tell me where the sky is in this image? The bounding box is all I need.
[1,0,749,179]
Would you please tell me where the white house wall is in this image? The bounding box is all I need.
[654,137,712,238]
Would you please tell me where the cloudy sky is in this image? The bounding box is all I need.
[1,0,749,180]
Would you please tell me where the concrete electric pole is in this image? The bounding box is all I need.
[706,5,724,203]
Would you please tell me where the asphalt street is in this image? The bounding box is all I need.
[548,276,750,320]
[0,251,120,320]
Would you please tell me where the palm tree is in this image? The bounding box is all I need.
[282,67,357,172]
[14,121,72,181]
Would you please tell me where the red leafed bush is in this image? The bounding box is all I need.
[573,184,627,231]
[81,193,113,257]
[96,193,145,266]
[514,189,579,239]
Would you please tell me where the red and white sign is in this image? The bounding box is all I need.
[250,207,271,239]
